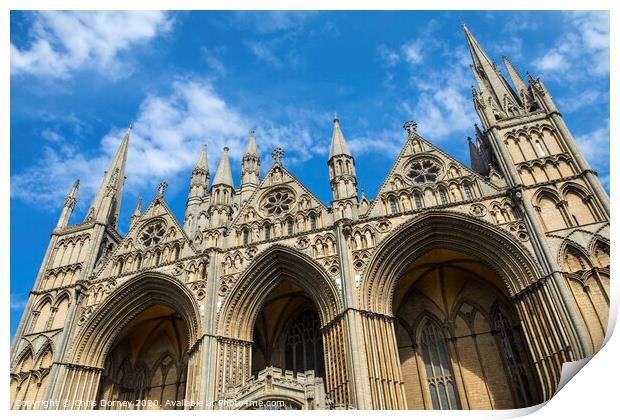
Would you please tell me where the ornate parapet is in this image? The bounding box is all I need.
[219,366,329,410]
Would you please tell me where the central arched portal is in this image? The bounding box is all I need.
[216,246,345,409]
[252,281,325,380]
[96,304,189,410]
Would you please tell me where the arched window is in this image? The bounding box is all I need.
[243,229,250,246]
[135,254,142,270]
[264,223,271,241]
[309,213,317,230]
[463,184,473,200]
[414,193,423,210]
[419,322,460,410]
[154,250,161,266]
[534,140,546,157]
[494,310,532,408]
[284,310,325,378]
[117,258,124,275]
[389,197,398,214]
[439,189,448,205]
[287,219,294,236]
[174,244,181,260]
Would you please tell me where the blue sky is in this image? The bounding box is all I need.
[9,11,610,337]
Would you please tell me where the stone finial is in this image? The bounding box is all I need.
[403,121,418,136]
[157,181,169,196]
[272,147,285,164]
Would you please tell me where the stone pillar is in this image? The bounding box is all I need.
[216,337,252,394]
[334,222,372,409]
[54,364,102,410]
[360,312,407,409]
[514,278,574,401]
[322,316,352,408]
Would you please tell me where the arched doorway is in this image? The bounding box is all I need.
[96,304,189,410]
[252,281,326,379]
[60,273,201,410]
[216,246,343,409]
[393,249,539,409]
[358,212,571,408]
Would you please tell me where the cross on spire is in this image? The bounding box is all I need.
[157,181,169,196]
[272,147,285,164]
[404,121,418,135]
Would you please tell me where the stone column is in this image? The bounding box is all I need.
[322,316,352,408]
[360,312,407,409]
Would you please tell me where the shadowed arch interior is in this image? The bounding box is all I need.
[217,245,342,341]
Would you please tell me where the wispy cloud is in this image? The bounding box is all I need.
[233,11,318,34]
[11,11,172,79]
[535,11,609,79]
[11,78,324,207]
[574,121,610,187]
[10,293,28,311]
[245,40,283,67]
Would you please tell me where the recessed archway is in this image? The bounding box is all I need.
[393,248,540,409]
[96,304,189,410]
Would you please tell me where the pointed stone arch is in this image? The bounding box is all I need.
[360,211,541,314]
[68,272,201,368]
[217,244,343,340]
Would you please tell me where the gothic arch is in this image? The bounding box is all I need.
[68,272,201,368]
[359,211,542,315]
[217,245,343,341]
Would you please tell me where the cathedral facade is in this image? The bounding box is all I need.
[10,25,610,410]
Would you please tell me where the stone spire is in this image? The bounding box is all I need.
[56,179,79,229]
[327,115,358,215]
[463,24,522,112]
[502,56,528,98]
[212,147,233,188]
[130,197,142,229]
[241,131,260,203]
[196,144,209,173]
[329,114,352,159]
[85,124,131,228]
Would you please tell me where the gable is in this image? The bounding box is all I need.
[364,133,503,218]
[92,195,197,280]
[231,163,328,231]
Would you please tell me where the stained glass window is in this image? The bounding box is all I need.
[494,310,533,407]
[420,322,460,410]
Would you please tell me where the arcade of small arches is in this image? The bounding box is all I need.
[534,184,605,233]
[10,215,610,410]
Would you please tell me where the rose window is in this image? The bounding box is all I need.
[407,160,441,184]
[140,222,166,247]
[263,190,294,216]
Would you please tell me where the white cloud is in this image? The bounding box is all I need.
[245,40,282,67]
[377,45,399,67]
[233,11,318,34]
[404,47,477,141]
[11,79,322,208]
[574,121,610,178]
[10,293,28,311]
[401,40,424,65]
[11,11,172,79]
[535,11,609,79]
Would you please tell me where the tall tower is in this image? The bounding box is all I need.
[209,147,235,228]
[11,125,132,404]
[464,25,609,358]
[464,24,609,221]
[184,145,210,239]
[240,131,260,204]
[328,115,358,219]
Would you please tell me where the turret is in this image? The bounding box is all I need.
[328,115,358,203]
[55,179,79,229]
[209,147,235,227]
[130,197,142,230]
[184,145,210,237]
[240,131,260,203]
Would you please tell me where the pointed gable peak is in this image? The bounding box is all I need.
[245,131,258,156]
[132,197,143,217]
[212,147,234,187]
[329,114,351,159]
[195,144,209,171]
